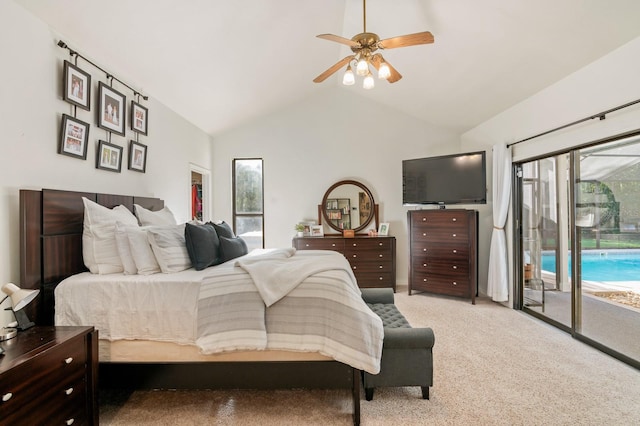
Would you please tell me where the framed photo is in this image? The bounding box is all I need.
[128,140,147,173]
[59,114,90,159]
[378,222,390,236]
[310,225,324,237]
[97,82,126,136]
[131,101,148,135]
[96,140,123,172]
[63,60,91,110]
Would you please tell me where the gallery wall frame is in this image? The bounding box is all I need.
[63,60,91,110]
[97,82,126,136]
[59,114,90,160]
[96,140,123,172]
[128,140,147,173]
[131,101,148,135]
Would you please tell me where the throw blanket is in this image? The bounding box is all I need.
[197,250,383,374]
[235,248,357,306]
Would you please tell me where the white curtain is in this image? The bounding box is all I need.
[487,143,512,302]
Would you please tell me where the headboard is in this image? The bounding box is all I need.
[19,188,164,325]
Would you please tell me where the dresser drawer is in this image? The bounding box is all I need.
[412,258,469,276]
[343,238,392,252]
[411,211,470,228]
[411,273,471,296]
[0,334,87,416]
[354,271,394,288]
[411,226,469,242]
[295,238,344,252]
[411,242,469,260]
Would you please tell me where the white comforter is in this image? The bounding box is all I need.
[55,249,384,373]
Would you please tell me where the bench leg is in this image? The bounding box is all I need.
[365,387,374,401]
[421,386,430,400]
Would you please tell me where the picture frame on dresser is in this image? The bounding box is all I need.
[310,225,324,237]
[96,140,123,172]
[63,60,91,110]
[378,222,389,236]
[59,114,90,160]
[97,82,126,135]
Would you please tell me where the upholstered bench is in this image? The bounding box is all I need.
[361,288,435,401]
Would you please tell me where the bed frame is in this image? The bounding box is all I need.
[19,188,361,425]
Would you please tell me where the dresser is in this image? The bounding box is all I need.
[293,236,396,291]
[408,209,478,304]
[0,326,98,425]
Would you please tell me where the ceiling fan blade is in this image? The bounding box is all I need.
[313,56,354,83]
[378,31,434,49]
[371,54,402,83]
[316,34,360,48]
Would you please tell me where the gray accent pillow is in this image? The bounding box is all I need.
[185,222,221,270]
[211,221,235,239]
[219,236,248,262]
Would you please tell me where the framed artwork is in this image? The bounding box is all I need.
[97,82,126,136]
[63,60,91,110]
[59,114,90,159]
[96,140,123,172]
[131,101,148,135]
[128,140,147,173]
[310,225,324,237]
[378,222,390,236]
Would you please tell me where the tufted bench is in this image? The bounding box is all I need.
[361,288,435,401]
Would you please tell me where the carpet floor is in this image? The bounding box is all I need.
[100,286,640,425]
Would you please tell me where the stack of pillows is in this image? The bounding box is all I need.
[81,197,248,275]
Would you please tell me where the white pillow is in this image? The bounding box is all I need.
[127,228,161,275]
[134,204,177,226]
[114,222,139,275]
[82,197,138,274]
[146,224,191,273]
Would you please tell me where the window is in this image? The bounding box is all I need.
[232,158,264,250]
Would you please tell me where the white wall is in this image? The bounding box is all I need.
[0,1,212,324]
[461,35,640,304]
[212,87,461,285]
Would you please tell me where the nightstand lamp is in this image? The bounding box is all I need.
[1,282,39,340]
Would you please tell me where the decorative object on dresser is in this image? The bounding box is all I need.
[0,326,98,425]
[408,209,478,303]
[318,180,379,234]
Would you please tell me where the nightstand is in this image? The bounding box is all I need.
[0,326,98,425]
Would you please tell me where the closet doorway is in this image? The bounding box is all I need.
[190,164,210,222]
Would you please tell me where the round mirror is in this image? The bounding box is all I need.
[321,180,376,233]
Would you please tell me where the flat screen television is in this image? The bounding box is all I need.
[402,151,487,206]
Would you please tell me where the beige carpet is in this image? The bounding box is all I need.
[100,286,640,425]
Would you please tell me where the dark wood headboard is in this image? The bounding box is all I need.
[19,188,164,325]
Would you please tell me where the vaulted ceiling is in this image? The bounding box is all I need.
[15,0,640,136]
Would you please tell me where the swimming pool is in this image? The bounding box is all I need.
[541,250,640,282]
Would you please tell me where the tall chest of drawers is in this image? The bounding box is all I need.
[293,236,396,291]
[0,326,98,425]
[408,209,478,304]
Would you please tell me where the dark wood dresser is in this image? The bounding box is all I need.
[293,236,396,291]
[0,326,98,425]
[408,209,478,303]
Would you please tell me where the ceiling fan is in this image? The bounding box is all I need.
[313,0,434,89]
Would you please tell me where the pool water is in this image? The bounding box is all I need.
[541,251,640,282]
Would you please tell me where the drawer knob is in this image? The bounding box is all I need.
[379,265,383,269]
[332,243,336,247]
[352,254,357,258]
[422,233,426,236]
[66,419,75,425]
[453,249,457,253]
[423,278,427,282]
[452,233,457,237]
[423,263,427,267]
[353,266,357,270]
[352,243,357,247]
[422,218,426,221]
[453,218,457,221]
[423,248,427,252]
[305,244,310,247]
[2,392,13,402]
[453,281,457,285]
[65,357,73,364]
[453,266,457,269]
[65,387,74,395]
[378,242,383,246]
[379,254,383,258]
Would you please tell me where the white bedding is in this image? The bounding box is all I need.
[55,249,384,373]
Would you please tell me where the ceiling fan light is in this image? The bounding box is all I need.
[342,65,355,86]
[378,62,391,79]
[363,72,375,90]
[356,58,369,76]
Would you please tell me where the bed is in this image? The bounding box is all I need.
[19,188,384,425]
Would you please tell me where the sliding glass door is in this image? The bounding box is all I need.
[517,134,640,368]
